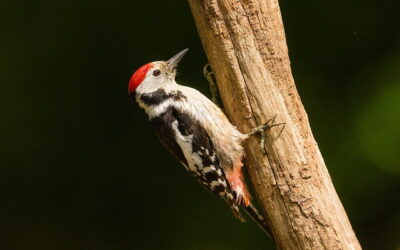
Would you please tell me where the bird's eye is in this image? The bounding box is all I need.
[153,70,161,77]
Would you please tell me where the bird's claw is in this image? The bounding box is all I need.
[203,64,219,105]
[248,114,286,153]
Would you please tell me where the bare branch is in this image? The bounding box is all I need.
[188,0,361,249]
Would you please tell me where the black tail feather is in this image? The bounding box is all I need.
[243,203,273,239]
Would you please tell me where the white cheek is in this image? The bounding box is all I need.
[136,75,165,94]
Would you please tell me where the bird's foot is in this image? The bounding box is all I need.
[203,64,220,105]
[247,115,285,153]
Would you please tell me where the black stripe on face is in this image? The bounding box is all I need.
[140,89,187,106]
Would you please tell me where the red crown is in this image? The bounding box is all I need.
[128,63,154,94]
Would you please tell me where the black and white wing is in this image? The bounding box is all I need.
[150,106,225,193]
[149,105,244,220]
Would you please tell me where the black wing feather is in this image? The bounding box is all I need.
[150,107,188,166]
[149,105,245,221]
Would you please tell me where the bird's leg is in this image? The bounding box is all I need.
[203,64,220,105]
[247,115,285,153]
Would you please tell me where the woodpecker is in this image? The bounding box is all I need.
[128,49,272,236]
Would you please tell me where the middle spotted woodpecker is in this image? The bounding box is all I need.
[128,49,273,236]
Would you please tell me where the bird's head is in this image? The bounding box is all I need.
[128,48,188,95]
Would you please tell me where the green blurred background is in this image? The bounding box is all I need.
[0,0,399,249]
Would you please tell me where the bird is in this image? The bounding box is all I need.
[128,48,272,236]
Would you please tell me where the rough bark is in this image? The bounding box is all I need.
[188,0,361,249]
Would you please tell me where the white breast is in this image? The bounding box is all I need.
[174,85,246,170]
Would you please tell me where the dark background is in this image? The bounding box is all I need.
[1,0,399,249]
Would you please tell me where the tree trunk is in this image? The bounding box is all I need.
[188,0,361,249]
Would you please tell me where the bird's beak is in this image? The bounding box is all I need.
[166,48,189,71]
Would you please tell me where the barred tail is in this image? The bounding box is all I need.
[243,203,273,239]
[230,204,246,222]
